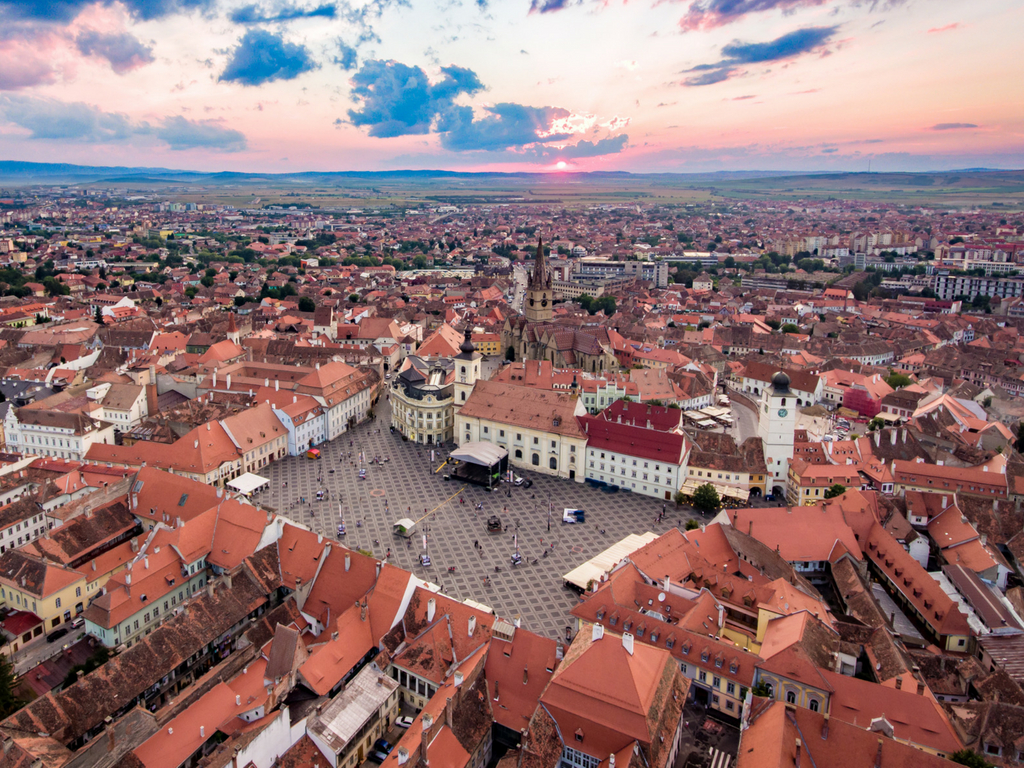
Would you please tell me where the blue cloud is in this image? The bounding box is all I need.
[347,60,483,137]
[155,116,247,151]
[229,2,336,23]
[536,134,629,160]
[931,123,979,130]
[335,41,359,70]
[720,26,837,63]
[679,0,828,31]
[0,0,212,22]
[220,29,318,86]
[438,103,570,151]
[75,30,155,74]
[0,94,247,151]
[347,59,627,156]
[683,26,836,86]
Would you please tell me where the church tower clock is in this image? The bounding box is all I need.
[757,371,797,499]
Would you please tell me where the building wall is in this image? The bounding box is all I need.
[456,415,585,482]
[585,446,686,500]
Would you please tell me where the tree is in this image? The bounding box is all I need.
[750,681,773,698]
[505,346,516,362]
[885,371,912,389]
[685,519,700,531]
[673,491,686,506]
[200,276,214,287]
[0,653,23,718]
[577,294,594,313]
[94,305,102,323]
[233,295,248,307]
[348,293,360,303]
[781,323,800,334]
[949,749,993,768]
[1016,422,1024,453]
[298,296,316,313]
[691,483,721,515]
[823,484,847,499]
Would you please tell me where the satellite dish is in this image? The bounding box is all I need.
[658,592,666,602]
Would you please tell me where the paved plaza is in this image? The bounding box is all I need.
[258,400,701,641]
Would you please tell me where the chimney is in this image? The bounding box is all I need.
[125,573,131,586]
[891,429,896,445]
[622,632,634,655]
[894,677,901,690]
[663,575,670,591]
[454,671,464,687]
[275,379,279,391]
[226,374,231,389]
[331,631,339,642]
[468,616,476,637]
[917,681,925,695]
[144,556,149,570]
[360,601,367,622]
[236,694,241,706]
[293,395,297,404]
[146,382,158,417]
[345,553,351,572]
[427,597,436,622]
[445,696,454,729]
[875,738,883,768]
[821,713,829,741]
[592,623,604,642]
[207,582,214,599]
[795,738,801,768]
[609,755,615,768]
[200,726,205,738]
[397,747,409,765]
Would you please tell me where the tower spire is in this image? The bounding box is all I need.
[531,236,549,289]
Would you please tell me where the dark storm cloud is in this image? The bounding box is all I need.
[220,29,318,86]
[75,30,155,74]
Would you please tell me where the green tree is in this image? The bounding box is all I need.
[233,295,248,307]
[949,749,993,768]
[823,484,847,499]
[885,371,912,389]
[0,653,24,717]
[298,296,316,313]
[94,305,102,323]
[868,417,885,431]
[200,276,214,287]
[673,490,686,506]
[750,681,772,698]
[348,293,360,303]
[577,294,594,313]
[691,483,721,515]
[685,519,700,531]
[781,323,800,334]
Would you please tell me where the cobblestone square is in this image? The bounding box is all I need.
[259,401,701,640]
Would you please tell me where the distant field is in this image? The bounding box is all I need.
[3,164,1022,209]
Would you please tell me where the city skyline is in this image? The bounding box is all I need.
[0,0,1020,174]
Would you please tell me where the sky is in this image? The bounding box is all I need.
[0,0,1020,174]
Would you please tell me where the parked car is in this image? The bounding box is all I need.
[395,716,414,729]
[47,627,69,643]
[367,749,389,764]
[70,617,84,629]
[374,739,393,754]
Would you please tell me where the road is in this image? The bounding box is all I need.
[730,400,759,445]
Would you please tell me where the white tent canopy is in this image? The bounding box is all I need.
[227,472,270,495]
[562,532,658,591]
[450,442,508,467]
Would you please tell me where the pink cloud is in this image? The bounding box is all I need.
[0,40,61,90]
[928,23,962,33]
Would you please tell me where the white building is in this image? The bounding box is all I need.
[756,372,796,497]
[4,408,116,462]
[580,416,691,501]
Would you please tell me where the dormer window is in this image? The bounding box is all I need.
[701,651,709,663]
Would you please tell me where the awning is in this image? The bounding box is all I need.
[679,478,749,501]
[562,532,658,590]
[450,441,508,467]
[227,472,269,495]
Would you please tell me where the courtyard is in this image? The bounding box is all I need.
[258,400,701,641]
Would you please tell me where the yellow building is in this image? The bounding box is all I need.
[0,543,135,633]
[470,332,501,357]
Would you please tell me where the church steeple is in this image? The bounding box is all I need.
[524,236,553,324]
[530,237,550,290]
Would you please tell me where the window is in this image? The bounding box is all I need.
[532,454,540,466]
[809,699,820,712]
[698,671,707,683]
[727,682,735,695]
[75,587,81,598]
[713,676,721,688]
[786,691,797,704]
[55,598,61,608]
[549,457,557,470]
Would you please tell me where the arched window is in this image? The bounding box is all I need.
[786,691,797,704]
[549,457,557,470]
[809,699,819,712]
[461,366,466,375]
[781,398,786,407]
[515,449,522,459]
[532,453,540,466]
[764,683,774,698]
[461,392,466,401]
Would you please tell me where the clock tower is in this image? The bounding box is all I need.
[757,371,796,497]
[524,237,553,324]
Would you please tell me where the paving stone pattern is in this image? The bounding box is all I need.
[260,400,701,640]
